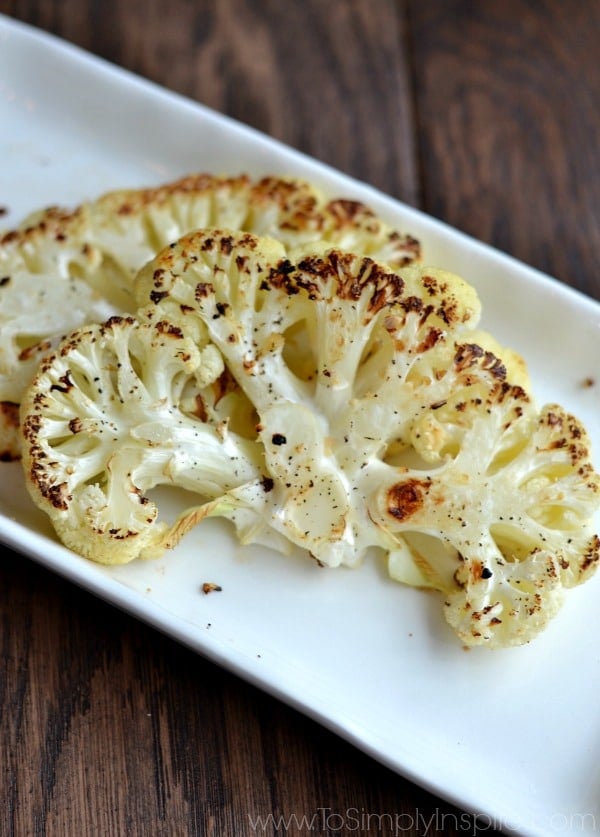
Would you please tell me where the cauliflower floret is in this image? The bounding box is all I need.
[1,173,421,459]
[135,229,600,646]
[20,316,266,564]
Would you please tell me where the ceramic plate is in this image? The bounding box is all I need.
[1,15,599,836]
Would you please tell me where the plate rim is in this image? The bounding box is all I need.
[1,14,599,836]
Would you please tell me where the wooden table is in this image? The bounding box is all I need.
[1,2,598,835]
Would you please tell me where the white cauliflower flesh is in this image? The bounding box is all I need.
[1,173,421,459]
[20,316,266,564]
[134,229,600,647]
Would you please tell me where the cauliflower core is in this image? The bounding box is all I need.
[1,173,420,459]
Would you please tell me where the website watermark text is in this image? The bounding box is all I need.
[248,806,598,834]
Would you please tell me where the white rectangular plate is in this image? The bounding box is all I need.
[1,15,599,836]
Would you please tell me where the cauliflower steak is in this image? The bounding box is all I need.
[133,229,600,646]
[20,316,265,564]
[1,173,421,459]
[19,227,599,647]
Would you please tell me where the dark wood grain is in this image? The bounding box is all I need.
[1,0,598,835]
[408,0,600,296]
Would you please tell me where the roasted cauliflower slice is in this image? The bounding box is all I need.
[135,230,479,564]
[371,371,600,647]
[21,227,598,646]
[1,173,421,459]
[20,316,265,564]
[134,229,599,646]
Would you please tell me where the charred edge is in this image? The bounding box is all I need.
[104,315,135,330]
[268,259,304,296]
[327,198,373,224]
[195,282,214,300]
[580,535,600,575]
[37,477,71,511]
[155,321,184,338]
[454,343,506,379]
[416,327,443,353]
[330,251,405,310]
[50,371,75,394]
[276,250,406,311]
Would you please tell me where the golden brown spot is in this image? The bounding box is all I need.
[211,368,238,407]
[580,535,600,575]
[546,411,562,427]
[401,296,424,315]
[220,236,234,255]
[195,282,214,300]
[155,321,184,338]
[327,198,370,224]
[470,561,485,582]
[18,340,52,362]
[421,276,440,296]
[192,395,208,423]
[68,417,83,434]
[416,327,443,353]
[386,478,432,521]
